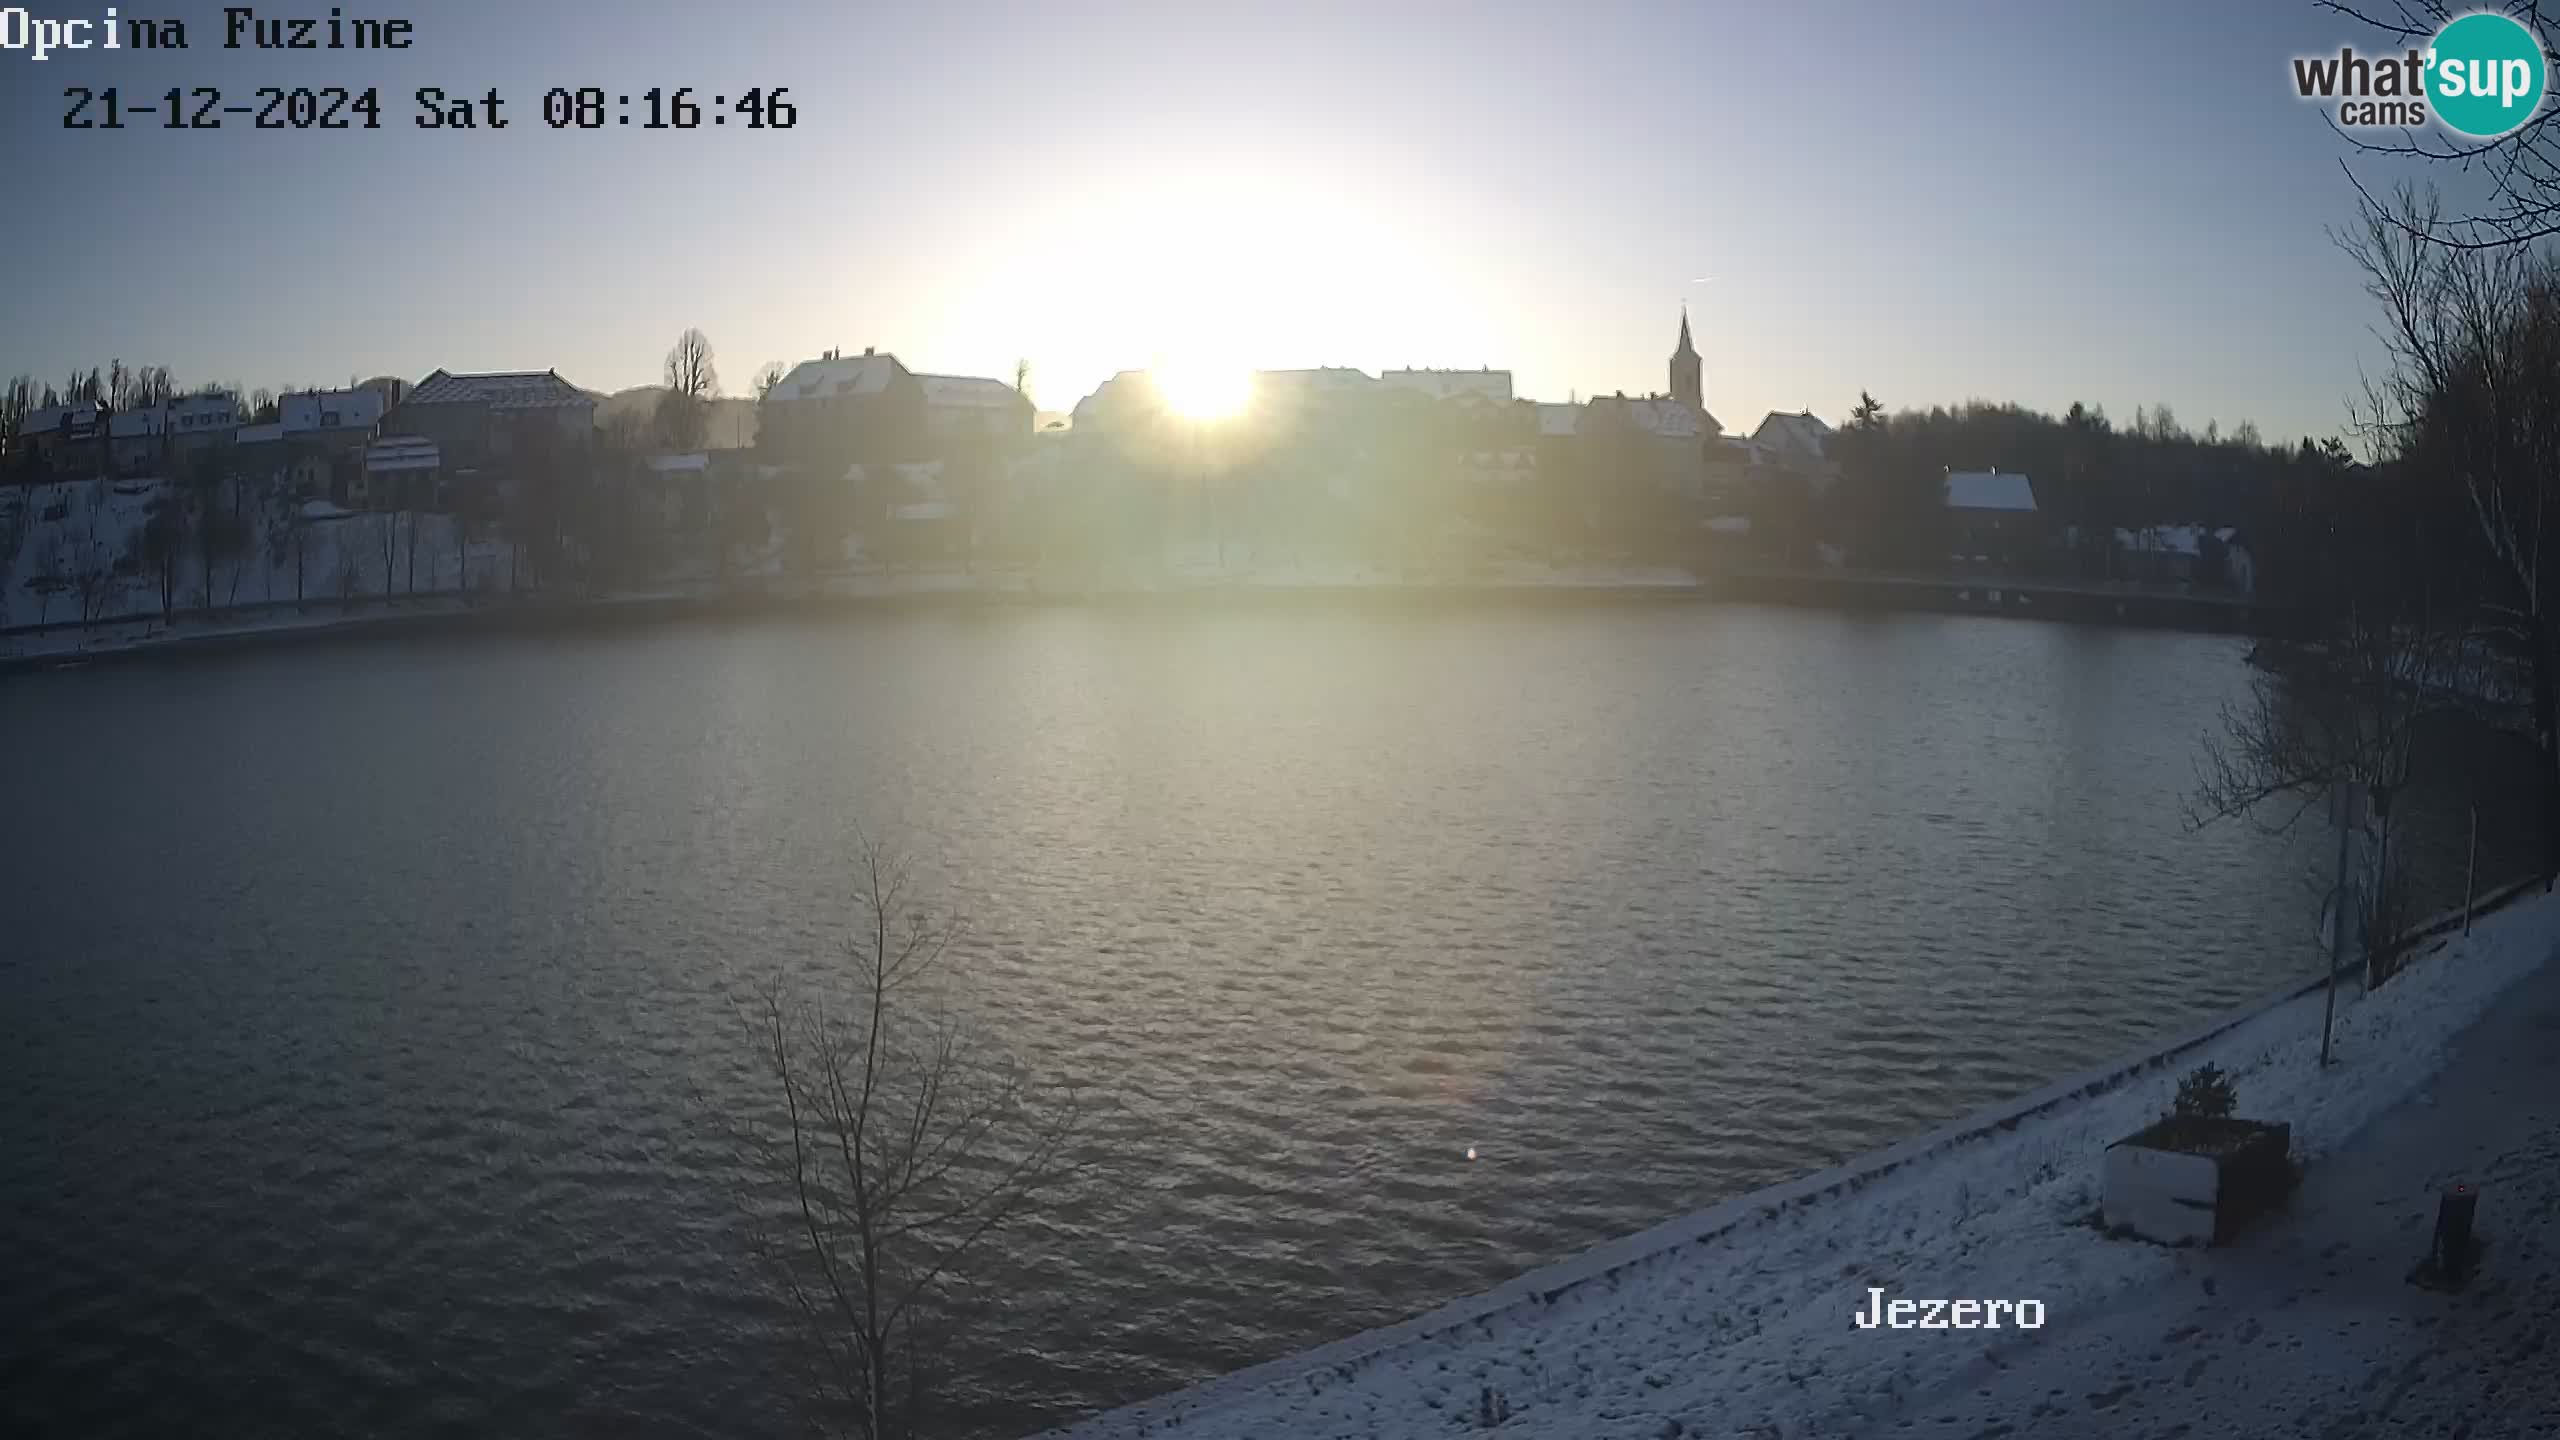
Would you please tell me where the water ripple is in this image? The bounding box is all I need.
[5,607,2496,1439]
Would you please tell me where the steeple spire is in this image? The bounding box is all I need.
[1669,305,1703,414]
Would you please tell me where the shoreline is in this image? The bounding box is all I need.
[1034,873,2552,1439]
[2,565,2286,677]
[0,575,1706,676]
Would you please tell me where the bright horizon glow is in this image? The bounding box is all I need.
[1154,359,1254,420]
[0,2,2413,446]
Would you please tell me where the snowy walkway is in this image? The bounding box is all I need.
[1856,940,2560,1440]
[1040,893,2560,1440]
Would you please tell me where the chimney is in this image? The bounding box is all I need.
[863,346,874,357]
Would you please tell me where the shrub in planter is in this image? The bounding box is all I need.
[2102,1065,2292,1246]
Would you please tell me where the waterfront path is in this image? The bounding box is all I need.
[1037,896,2560,1440]
[1858,948,2560,1440]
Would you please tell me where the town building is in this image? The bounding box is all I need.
[1584,392,1713,502]
[109,408,166,476]
[758,349,928,471]
[1067,370,1162,436]
[1944,469,2040,570]
[387,369,596,470]
[164,392,242,457]
[356,435,443,511]
[280,387,386,437]
[917,374,1034,448]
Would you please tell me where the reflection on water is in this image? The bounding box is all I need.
[2,605,2459,1437]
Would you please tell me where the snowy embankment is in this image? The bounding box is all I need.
[1041,884,2560,1440]
[1,477,510,651]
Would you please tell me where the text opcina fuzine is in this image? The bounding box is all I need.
[2,7,419,62]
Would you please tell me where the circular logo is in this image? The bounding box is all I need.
[2431,12,2548,138]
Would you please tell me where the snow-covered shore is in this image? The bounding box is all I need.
[1037,883,2560,1440]
[2,559,1708,668]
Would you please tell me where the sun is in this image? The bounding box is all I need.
[1154,359,1253,421]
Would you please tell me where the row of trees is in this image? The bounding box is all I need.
[2180,2,2560,908]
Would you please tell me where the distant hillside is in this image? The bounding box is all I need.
[592,386,758,450]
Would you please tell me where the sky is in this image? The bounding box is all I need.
[0,0,2487,441]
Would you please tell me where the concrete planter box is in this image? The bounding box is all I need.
[2101,1117,2293,1246]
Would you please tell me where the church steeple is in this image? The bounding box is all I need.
[1669,305,1702,414]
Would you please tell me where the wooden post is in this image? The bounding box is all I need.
[2322,782,2362,1069]
[2464,804,2480,938]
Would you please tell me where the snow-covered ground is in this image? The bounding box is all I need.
[1040,888,2560,1440]
[1,477,510,638]
[1871,945,2560,1437]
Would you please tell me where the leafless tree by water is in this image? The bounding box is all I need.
[723,840,1091,1440]
[2337,187,2560,858]
[2324,0,2560,250]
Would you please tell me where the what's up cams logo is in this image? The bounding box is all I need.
[2293,10,2549,137]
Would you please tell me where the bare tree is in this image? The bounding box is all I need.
[374,508,398,598]
[2323,0,2560,250]
[0,479,27,620]
[728,841,1087,1440]
[2339,186,2560,855]
[660,328,721,453]
[64,484,118,623]
[753,361,789,404]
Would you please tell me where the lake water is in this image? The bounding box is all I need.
[4,601,2485,1437]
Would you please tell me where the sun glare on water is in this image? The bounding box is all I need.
[1155,360,1253,421]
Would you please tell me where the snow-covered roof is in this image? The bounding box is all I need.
[1944,470,2037,512]
[1379,369,1513,403]
[20,405,65,436]
[1598,395,1702,440]
[279,388,382,433]
[167,393,239,428]
[1255,367,1375,392]
[1536,403,1580,437]
[772,353,904,403]
[109,409,164,439]
[406,369,591,411]
[233,423,285,446]
[1071,371,1158,427]
[917,374,1026,410]
[1752,410,1833,459]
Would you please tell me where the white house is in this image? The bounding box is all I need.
[280,387,385,436]
[166,391,242,441]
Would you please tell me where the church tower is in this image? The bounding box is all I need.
[1669,306,1702,414]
